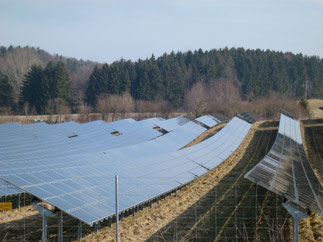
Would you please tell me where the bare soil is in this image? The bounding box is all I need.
[308,99,323,119]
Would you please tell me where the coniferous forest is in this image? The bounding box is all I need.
[0,46,323,116]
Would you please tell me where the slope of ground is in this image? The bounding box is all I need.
[308,99,323,119]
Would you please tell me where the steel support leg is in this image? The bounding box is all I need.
[95,222,99,233]
[42,211,47,242]
[58,211,63,242]
[115,175,119,242]
[282,202,309,242]
[108,217,112,227]
[78,221,82,240]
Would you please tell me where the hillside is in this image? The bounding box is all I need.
[0,46,98,102]
[85,48,323,107]
[0,46,323,116]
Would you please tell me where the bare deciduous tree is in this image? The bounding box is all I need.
[0,47,43,99]
[207,78,242,117]
[76,102,93,114]
[97,92,135,120]
[46,98,71,114]
[184,82,210,118]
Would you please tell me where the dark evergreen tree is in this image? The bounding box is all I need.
[20,65,49,113]
[0,73,14,107]
[20,62,71,113]
[44,61,71,103]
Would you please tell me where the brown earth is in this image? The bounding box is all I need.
[308,99,323,119]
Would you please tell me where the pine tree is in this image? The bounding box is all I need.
[20,65,49,113]
[0,73,14,107]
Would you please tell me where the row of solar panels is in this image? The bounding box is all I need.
[0,115,223,197]
[0,115,250,225]
[245,114,323,215]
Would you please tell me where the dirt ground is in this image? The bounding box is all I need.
[308,99,323,118]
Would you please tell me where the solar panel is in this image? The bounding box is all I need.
[0,119,135,149]
[0,118,162,162]
[0,117,251,225]
[0,178,22,196]
[195,115,222,128]
[245,113,323,215]
[153,116,190,132]
[238,112,259,124]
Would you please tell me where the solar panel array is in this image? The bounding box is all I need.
[0,116,206,197]
[245,113,323,215]
[1,117,251,225]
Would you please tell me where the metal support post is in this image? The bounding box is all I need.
[32,200,57,242]
[58,211,63,242]
[42,211,47,242]
[78,221,82,240]
[115,175,120,242]
[95,222,99,233]
[282,202,309,242]
[108,217,112,227]
[132,208,135,216]
[18,193,21,209]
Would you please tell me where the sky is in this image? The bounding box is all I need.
[0,0,322,63]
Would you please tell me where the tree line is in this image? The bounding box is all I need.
[86,48,323,106]
[0,47,322,115]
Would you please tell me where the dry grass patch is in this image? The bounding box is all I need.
[308,99,323,119]
[0,205,37,224]
[182,123,226,149]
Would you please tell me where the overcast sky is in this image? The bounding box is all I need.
[0,0,322,63]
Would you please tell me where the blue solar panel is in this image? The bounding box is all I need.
[195,115,221,128]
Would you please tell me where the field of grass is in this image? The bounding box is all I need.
[308,99,323,119]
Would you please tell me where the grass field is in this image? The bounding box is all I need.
[308,99,323,119]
